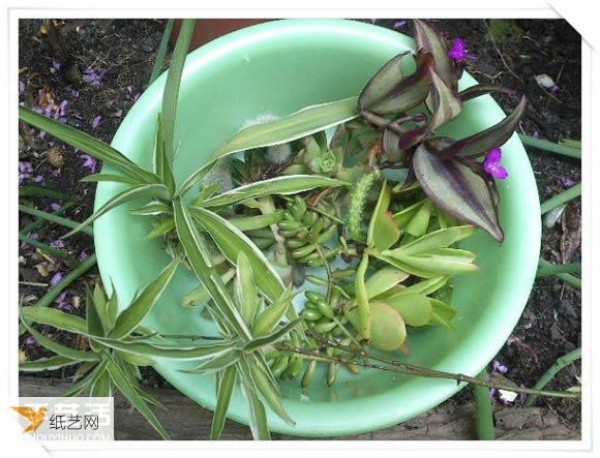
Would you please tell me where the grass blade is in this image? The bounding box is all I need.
[19,204,94,236]
[108,258,179,339]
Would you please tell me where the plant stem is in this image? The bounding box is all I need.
[275,343,579,400]
[34,254,97,307]
[519,134,581,159]
[19,185,69,200]
[148,19,175,86]
[536,262,581,278]
[19,204,94,236]
[18,234,79,266]
[538,259,581,289]
[524,348,581,407]
[540,183,581,215]
[474,369,495,440]
[20,201,76,236]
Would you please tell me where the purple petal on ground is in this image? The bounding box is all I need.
[50,271,64,287]
[55,292,74,312]
[32,175,45,183]
[50,202,62,212]
[50,240,65,249]
[560,176,576,188]
[58,100,69,117]
[92,115,102,128]
[52,60,61,70]
[80,154,98,173]
[24,336,39,346]
[79,249,90,261]
[493,360,509,374]
[393,20,407,29]
[19,81,26,94]
[83,68,106,87]
[19,161,33,173]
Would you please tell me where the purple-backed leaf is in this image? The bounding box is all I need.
[412,143,504,241]
[458,84,516,102]
[359,52,411,112]
[414,20,455,89]
[440,96,527,159]
[366,53,434,115]
[398,69,463,151]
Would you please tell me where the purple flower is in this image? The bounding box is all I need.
[58,100,69,118]
[50,271,64,287]
[448,38,470,62]
[55,292,74,312]
[492,360,509,374]
[484,147,509,179]
[80,154,97,173]
[393,20,407,29]
[52,60,61,70]
[79,249,90,261]
[560,176,576,188]
[50,202,62,212]
[83,68,106,87]
[50,240,65,249]
[19,161,33,184]
[24,336,39,346]
[92,115,102,128]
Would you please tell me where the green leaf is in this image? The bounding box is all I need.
[216,97,358,160]
[244,319,300,352]
[398,225,476,255]
[365,267,409,300]
[62,183,171,238]
[365,53,433,115]
[354,255,371,341]
[235,253,260,326]
[380,247,478,277]
[119,351,154,367]
[90,372,113,397]
[128,201,173,216]
[154,115,176,194]
[229,212,284,232]
[190,206,285,303]
[86,289,106,355]
[106,357,170,440]
[200,175,348,208]
[251,287,296,337]
[406,199,432,237]
[412,143,504,241]
[359,52,410,111]
[96,337,234,360]
[162,19,195,164]
[440,96,527,159]
[20,355,81,372]
[365,302,407,351]
[109,258,179,339]
[385,293,433,327]
[172,198,252,339]
[80,173,141,185]
[21,319,100,362]
[92,283,112,333]
[146,218,176,240]
[61,362,104,396]
[429,298,457,328]
[181,349,239,375]
[182,270,235,307]
[395,276,448,296]
[367,181,400,251]
[210,365,238,440]
[392,199,427,229]
[414,20,454,89]
[21,306,88,334]
[19,106,158,184]
[242,380,271,440]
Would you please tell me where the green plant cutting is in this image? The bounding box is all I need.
[18,19,580,440]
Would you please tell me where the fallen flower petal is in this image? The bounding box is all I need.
[49,271,64,287]
[50,240,65,249]
[448,38,470,62]
[50,203,62,212]
[80,154,98,173]
[92,115,102,128]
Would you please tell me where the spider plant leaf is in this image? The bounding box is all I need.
[229,211,284,232]
[235,253,260,326]
[242,380,271,440]
[439,96,527,159]
[354,255,371,341]
[145,218,176,240]
[181,349,239,375]
[364,267,410,300]
[21,306,88,334]
[105,356,170,440]
[80,173,141,185]
[95,336,234,360]
[414,19,454,89]
[128,201,173,216]
[19,106,158,184]
[457,84,516,102]
[398,225,476,255]
[72,360,99,382]
[62,183,171,239]
[397,69,463,151]
[173,198,252,338]
[210,365,238,440]
[412,143,504,241]
[21,318,99,362]
[359,51,411,111]
[385,292,433,327]
[200,175,348,208]
[90,371,113,397]
[365,53,434,115]
[243,319,300,352]
[380,247,478,277]
[154,115,176,194]
[161,19,195,164]
[216,97,358,160]
[92,282,113,333]
[183,270,235,307]
[61,361,105,397]
[367,181,400,251]
[108,258,179,339]
[251,286,296,337]
[190,207,285,303]
[19,355,81,372]
[106,286,120,330]
[119,351,154,367]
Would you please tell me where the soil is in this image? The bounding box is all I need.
[17,19,582,433]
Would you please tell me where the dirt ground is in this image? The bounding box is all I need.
[17,19,582,433]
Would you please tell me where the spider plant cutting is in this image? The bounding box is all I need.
[18,19,560,439]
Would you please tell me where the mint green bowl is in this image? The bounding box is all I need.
[94,19,541,437]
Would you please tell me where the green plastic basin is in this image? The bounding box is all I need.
[94,19,541,437]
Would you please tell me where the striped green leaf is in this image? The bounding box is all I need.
[20,355,80,372]
[21,306,88,334]
[210,365,238,440]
